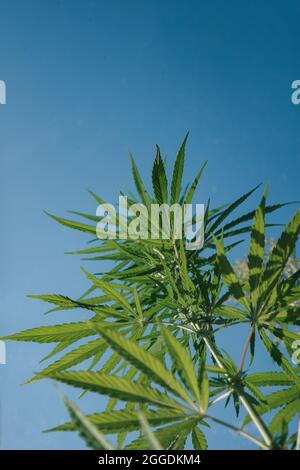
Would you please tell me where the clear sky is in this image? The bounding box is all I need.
[0,0,299,449]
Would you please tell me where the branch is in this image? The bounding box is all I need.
[205,414,270,450]
[203,336,273,448]
[239,326,255,371]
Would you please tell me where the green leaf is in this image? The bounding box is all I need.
[185,161,208,205]
[40,341,74,363]
[268,325,300,354]
[48,408,187,434]
[96,328,194,406]
[82,269,134,314]
[214,236,249,311]
[45,370,183,409]
[45,212,96,235]
[2,321,99,344]
[214,305,247,320]
[214,202,292,237]
[133,287,143,319]
[257,209,300,312]
[179,240,195,292]
[27,338,106,383]
[152,145,168,204]
[171,420,196,450]
[87,189,105,205]
[249,330,256,366]
[198,361,209,413]
[247,370,299,387]
[248,187,268,306]
[170,133,188,204]
[243,386,300,427]
[162,328,201,404]
[68,210,100,222]
[125,419,197,450]
[192,427,208,450]
[259,329,300,389]
[65,245,113,256]
[28,294,83,310]
[208,185,260,234]
[28,293,111,315]
[269,398,300,434]
[130,155,152,207]
[62,395,114,450]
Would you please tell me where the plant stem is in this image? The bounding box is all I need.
[213,320,249,334]
[239,326,255,371]
[210,390,232,405]
[203,336,223,369]
[203,335,273,448]
[138,412,163,450]
[205,414,269,450]
[238,392,272,447]
[172,239,179,259]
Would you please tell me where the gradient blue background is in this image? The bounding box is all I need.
[0,0,299,449]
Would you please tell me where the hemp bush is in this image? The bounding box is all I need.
[4,135,300,450]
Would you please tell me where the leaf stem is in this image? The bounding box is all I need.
[210,390,232,406]
[239,326,255,371]
[205,414,270,450]
[203,335,273,447]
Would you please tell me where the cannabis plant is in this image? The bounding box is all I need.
[3,135,300,450]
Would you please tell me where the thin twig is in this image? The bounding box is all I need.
[205,414,270,450]
[173,239,179,259]
[210,390,232,406]
[213,320,249,334]
[162,322,196,334]
[239,326,255,371]
[203,335,273,447]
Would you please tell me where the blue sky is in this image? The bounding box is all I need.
[0,0,299,449]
